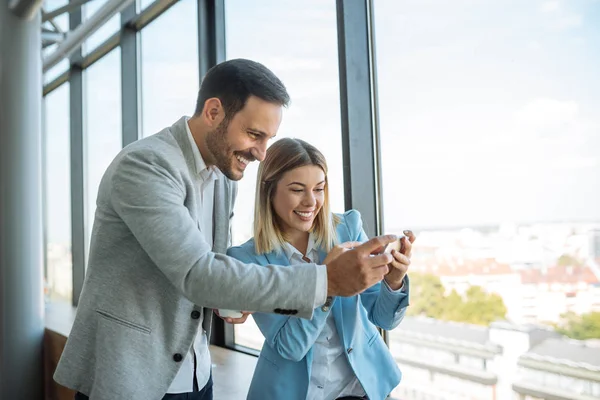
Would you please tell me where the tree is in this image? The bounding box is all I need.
[406,273,446,318]
[557,254,583,267]
[458,286,507,325]
[555,311,600,340]
[406,273,507,326]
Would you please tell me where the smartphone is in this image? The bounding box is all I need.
[218,309,243,319]
[384,236,404,254]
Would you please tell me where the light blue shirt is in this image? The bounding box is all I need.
[167,118,220,393]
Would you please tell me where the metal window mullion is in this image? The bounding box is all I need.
[336,0,389,345]
[69,3,86,306]
[336,0,382,237]
[121,2,141,145]
[197,0,225,81]
[42,99,49,292]
[197,0,230,348]
[42,0,180,97]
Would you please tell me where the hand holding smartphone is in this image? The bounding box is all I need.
[384,230,413,255]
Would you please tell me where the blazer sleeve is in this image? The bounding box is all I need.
[345,210,410,330]
[227,246,331,362]
[109,149,318,319]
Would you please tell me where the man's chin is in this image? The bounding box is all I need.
[222,167,244,181]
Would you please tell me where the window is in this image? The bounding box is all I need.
[83,0,121,55]
[140,0,199,137]
[225,0,343,351]
[43,53,70,85]
[84,49,122,256]
[44,83,72,303]
[374,0,600,398]
[43,0,73,84]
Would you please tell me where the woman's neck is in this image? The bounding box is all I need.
[286,230,310,256]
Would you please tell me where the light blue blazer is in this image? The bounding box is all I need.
[227,210,410,400]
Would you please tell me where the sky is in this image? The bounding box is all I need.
[43,0,600,246]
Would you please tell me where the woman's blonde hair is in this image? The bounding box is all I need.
[254,138,340,254]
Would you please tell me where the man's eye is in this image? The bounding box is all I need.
[248,132,259,139]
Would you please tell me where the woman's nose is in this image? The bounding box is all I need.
[302,192,316,206]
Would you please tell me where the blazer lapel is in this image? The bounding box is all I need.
[264,248,290,267]
[169,116,197,176]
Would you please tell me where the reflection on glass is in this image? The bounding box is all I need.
[225,0,343,352]
[140,0,198,137]
[374,1,600,399]
[44,83,72,303]
[85,49,122,258]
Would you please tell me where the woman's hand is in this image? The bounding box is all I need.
[322,241,362,265]
[215,310,253,324]
[384,230,416,290]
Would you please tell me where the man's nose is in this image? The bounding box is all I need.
[251,144,267,162]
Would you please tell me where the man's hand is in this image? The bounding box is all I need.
[325,235,397,297]
[214,310,253,324]
[322,241,362,265]
[384,230,416,290]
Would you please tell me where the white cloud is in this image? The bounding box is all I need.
[553,14,583,30]
[528,40,542,51]
[541,0,560,13]
[262,57,324,73]
[516,98,579,131]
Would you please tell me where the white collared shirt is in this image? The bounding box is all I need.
[282,236,366,400]
[167,118,220,393]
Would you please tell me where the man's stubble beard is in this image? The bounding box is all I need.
[205,119,240,181]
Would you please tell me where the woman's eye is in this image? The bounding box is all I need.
[291,189,303,193]
[315,188,325,192]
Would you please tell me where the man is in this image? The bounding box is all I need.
[54,59,399,400]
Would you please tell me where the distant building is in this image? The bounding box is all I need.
[390,317,502,400]
[519,265,600,323]
[387,317,596,400]
[513,338,600,399]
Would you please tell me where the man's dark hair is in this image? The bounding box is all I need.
[194,59,290,118]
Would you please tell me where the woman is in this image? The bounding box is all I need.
[227,138,414,400]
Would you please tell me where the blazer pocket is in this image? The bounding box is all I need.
[96,309,151,335]
[259,353,280,371]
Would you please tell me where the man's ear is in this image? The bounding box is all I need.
[202,97,225,127]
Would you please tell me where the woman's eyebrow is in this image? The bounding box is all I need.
[286,180,326,187]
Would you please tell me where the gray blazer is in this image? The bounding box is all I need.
[54,117,321,399]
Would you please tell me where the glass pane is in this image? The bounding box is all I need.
[42,0,71,85]
[140,0,199,137]
[43,57,70,86]
[140,0,155,12]
[83,0,121,55]
[44,83,72,303]
[84,48,122,259]
[225,0,343,352]
[375,1,600,399]
[43,0,70,31]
